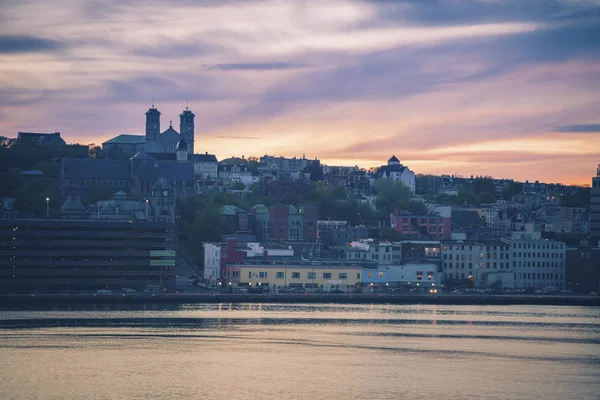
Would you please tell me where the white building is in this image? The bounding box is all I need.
[194,153,218,180]
[385,263,440,291]
[508,238,566,290]
[245,243,294,258]
[372,155,416,193]
[346,240,395,265]
[441,240,511,288]
[203,243,221,282]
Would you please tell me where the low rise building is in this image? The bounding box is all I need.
[225,261,363,292]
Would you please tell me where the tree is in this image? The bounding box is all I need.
[13,178,61,217]
[472,177,496,194]
[230,181,245,190]
[89,144,104,159]
[0,167,26,196]
[0,136,17,148]
[373,179,415,214]
[501,181,523,199]
[561,188,590,207]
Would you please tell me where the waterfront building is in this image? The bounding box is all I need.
[591,163,600,246]
[395,240,442,265]
[508,238,566,290]
[203,243,222,283]
[441,240,510,288]
[0,218,176,292]
[384,263,440,292]
[225,261,364,292]
[566,244,600,293]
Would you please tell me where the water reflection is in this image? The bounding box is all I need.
[0,304,599,399]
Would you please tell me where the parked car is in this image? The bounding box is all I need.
[589,291,598,297]
[122,288,136,293]
[96,289,112,295]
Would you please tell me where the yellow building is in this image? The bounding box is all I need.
[227,263,363,291]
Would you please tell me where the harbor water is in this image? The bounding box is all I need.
[0,303,599,399]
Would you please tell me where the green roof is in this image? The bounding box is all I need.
[103,134,146,145]
[221,205,245,215]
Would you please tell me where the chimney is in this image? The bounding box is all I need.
[264,249,268,263]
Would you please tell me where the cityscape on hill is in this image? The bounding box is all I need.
[1,111,598,296]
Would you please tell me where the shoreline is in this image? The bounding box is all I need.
[1,293,599,307]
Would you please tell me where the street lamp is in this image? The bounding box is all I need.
[45,197,50,219]
[145,199,149,221]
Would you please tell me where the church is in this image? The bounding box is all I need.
[102,105,195,159]
[61,105,218,200]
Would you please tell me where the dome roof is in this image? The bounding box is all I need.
[176,138,188,151]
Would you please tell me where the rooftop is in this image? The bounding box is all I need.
[102,134,146,145]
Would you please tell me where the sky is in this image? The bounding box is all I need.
[1,0,599,185]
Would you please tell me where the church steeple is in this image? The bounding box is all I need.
[179,106,195,156]
[145,105,161,143]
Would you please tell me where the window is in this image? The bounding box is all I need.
[259,272,268,278]
[292,272,300,279]
[307,272,316,279]
[323,273,332,279]
[276,272,284,279]
[248,271,252,278]
[378,272,383,278]
[356,273,360,279]
[367,272,372,278]
[420,218,427,224]
[339,273,347,279]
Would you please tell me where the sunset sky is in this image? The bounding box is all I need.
[1,0,599,185]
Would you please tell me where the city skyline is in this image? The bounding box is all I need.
[1,0,599,185]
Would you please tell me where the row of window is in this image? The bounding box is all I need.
[401,226,444,233]
[401,218,445,225]
[513,261,563,268]
[513,252,563,259]
[444,245,509,251]
[445,262,507,270]
[520,272,563,280]
[444,253,508,260]
[243,271,360,280]
[512,242,564,250]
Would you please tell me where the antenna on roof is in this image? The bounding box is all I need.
[186,100,189,111]
[152,97,155,108]
[169,120,172,127]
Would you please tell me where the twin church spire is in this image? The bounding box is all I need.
[144,104,195,155]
